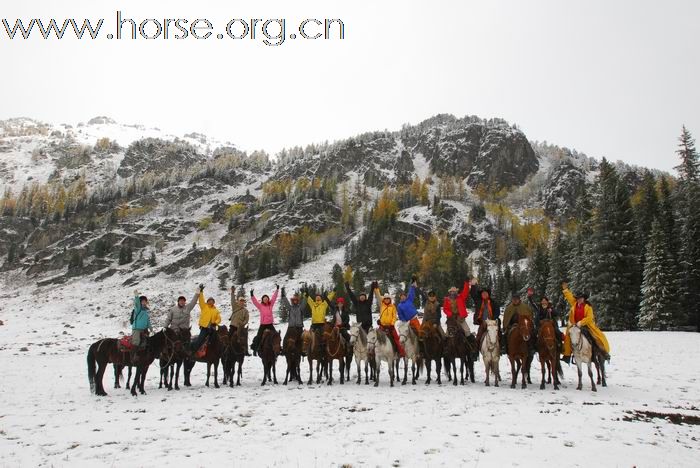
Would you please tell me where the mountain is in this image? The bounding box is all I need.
[0,114,664,301]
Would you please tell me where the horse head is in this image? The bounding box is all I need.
[569,324,582,350]
[518,315,533,341]
[272,331,282,355]
[366,329,377,352]
[485,319,499,347]
[349,324,359,346]
[301,330,314,355]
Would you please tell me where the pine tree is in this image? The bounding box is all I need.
[6,242,17,264]
[589,159,640,330]
[546,231,569,317]
[237,255,250,284]
[526,242,549,297]
[331,263,345,298]
[674,127,700,330]
[68,251,83,270]
[639,221,675,330]
[633,170,659,255]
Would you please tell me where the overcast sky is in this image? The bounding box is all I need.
[2,0,698,172]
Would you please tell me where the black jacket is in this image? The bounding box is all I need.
[527,297,558,327]
[470,286,500,324]
[345,282,373,328]
[418,288,442,325]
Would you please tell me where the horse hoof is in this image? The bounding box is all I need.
[374,382,379,387]
[205,383,209,387]
[592,387,597,392]
[602,382,607,387]
[554,386,559,391]
[401,381,406,386]
[521,384,526,389]
[495,383,499,387]
[576,385,582,391]
[485,382,489,387]
[510,384,516,389]
[540,384,545,390]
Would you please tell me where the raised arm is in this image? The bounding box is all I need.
[562,283,576,308]
[469,279,480,305]
[345,282,358,306]
[407,285,416,304]
[185,292,198,314]
[269,287,279,308]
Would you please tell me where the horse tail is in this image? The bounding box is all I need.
[87,341,98,394]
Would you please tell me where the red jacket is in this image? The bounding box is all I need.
[443,282,470,319]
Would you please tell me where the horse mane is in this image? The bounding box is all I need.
[358,327,367,346]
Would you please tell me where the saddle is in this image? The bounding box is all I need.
[118,335,134,352]
[190,336,210,358]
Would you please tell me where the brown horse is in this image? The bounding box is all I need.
[184,326,228,388]
[420,322,443,385]
[259,328,281,386]
[283,327,304,385]
[537,320,563,390]
[443,318,471,386]
[301,328,327,385]
[128,329,177,396]
[323,324,347,385]
[507,315,533,389]
[223,327,248,387]
[159,328,190,391]
[88,338,131,396]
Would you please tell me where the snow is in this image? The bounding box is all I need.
[1,259,699,467]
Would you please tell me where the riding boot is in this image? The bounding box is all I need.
[562,355,571,364]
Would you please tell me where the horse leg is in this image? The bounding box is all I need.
[261,362,267,386]
[599,357,607,387]
[328,360,334,386]
[411,361,416,385]
[402,357,408,386]
[205,363,211,387]
[113,365,121,389]
[509,358,517,389]
[356,359,362,385]
[95,361,108,396]
[374,360,380,387]
[389,360,395,388]
[130,368,140,396]
[518,359,526,389]
[436,359,442,385]
[452,360,458,387]
[588,362,597,392]
[307,359,313,386]
[174,361,181,390]
[576,362,583,391]
[214,359,220,388]
[494,358,500,387]
[272,360,278,385]
[460,358,465,385]
[238,360,244,386]
[125,366,132,390]
[340,359,345,385]
[426,360,432,385]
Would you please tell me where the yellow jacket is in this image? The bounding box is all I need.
[307,291,336,324]
[563,287,610,353]
[374,287,397,327]
[198,292,222,328]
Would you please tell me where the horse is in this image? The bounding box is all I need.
[443,319,471,386]
[323,324,348,385]
[158,328,189,391]
[283,327,304,385]
[349,324,372,385]
[183,326,227,388]
[480,319,500,387]
[420,322,443,385]
[568,325,599,392]
[397,322,422,385]
[88,338,131,396]
[128,329,176,396]
[537,320,563,390]
[507,315,533,389]
[259,328,281,386]
[301,328,327,385]
[224,327,248,387]
[367,328,397,387]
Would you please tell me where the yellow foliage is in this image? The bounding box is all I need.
[224,203,246,220]
[198,216,213,230]
[372,189,399,222]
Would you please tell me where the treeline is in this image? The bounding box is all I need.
[523,127,700,331]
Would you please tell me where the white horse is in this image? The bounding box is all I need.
[349,324,372,385]
[569,325,597,392]
[397,321,422,385]
[367,328,397,387]
[480,319,500,387]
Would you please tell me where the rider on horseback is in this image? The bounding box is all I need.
[561,282,611,364]
[327,296,351,345]
[190,284,222,354]
[229,286,250,355]
[419,288,446,339]
[250,285,279,356]
[502,292,535,355]
[526,289,563,348]
[471,279,501,352]
[307,287,335,343]
[164,292,197,332]
[397,277,424,353]
[280,286,307,333]
[345,280,373,333]
[373,282,405,357]
[443,280,478,354]
[130,290,152,352]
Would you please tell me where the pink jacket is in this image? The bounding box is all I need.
[251,289,279,325]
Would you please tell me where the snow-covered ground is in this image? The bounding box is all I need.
[1,264,699,466]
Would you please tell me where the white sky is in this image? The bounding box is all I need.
[2,0,699,172]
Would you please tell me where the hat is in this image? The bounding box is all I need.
[383,293,391,299]
[358,291,368,297]
[336,297,345,304]
[427,290,436,296]
[574,291,589,300]
[511,292,521,299]
[177,296,186,302]
[448,287,458,293]
[139,295,148,302]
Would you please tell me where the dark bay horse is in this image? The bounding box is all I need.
[159,328,190,391]
[537,320,563,390]
[323,325,347,385]
[507,315,533,389]
[443,319,471,386]
[128,329,177,396]
[283,327,303,385]
[301,328,327,385]
[259,328,281,386]
[223,327,248,387]
[88,338,130,396]
[420,322,443,385]
[184,326,227,388]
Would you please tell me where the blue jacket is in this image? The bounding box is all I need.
[132,296,152,331]
[397,286,419,322]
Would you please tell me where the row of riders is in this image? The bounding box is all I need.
[87,276,611,396]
